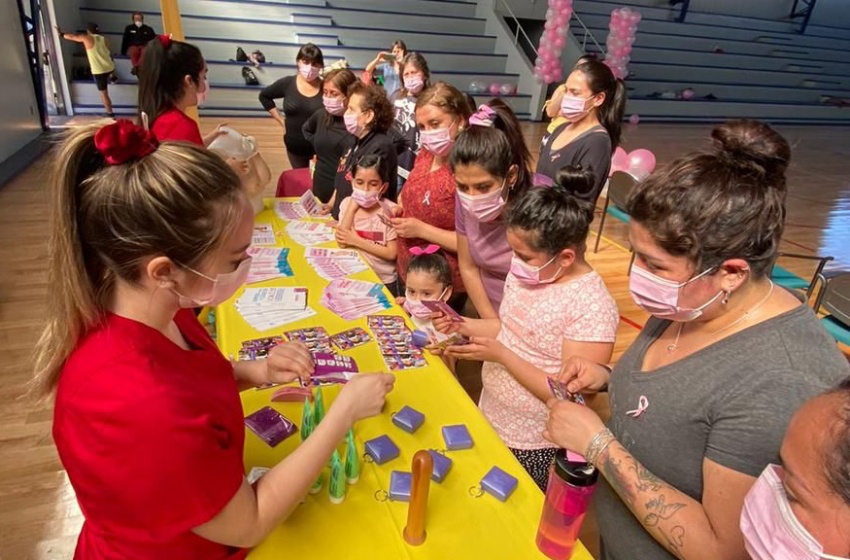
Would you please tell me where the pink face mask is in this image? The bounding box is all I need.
[351,187,380,208]
[196,77,209,107]
[419,120,456,157]
[560,94,591,120]
[174,257,251,307]
[298,63,320,82]
[510,255,561,286]
[323,96,345,116]
[403,287,448,319]
[628,265,723,322]
[456,179,508,223]
[741,465,849,560]
[404,75,425,94]
[344,112,364,136]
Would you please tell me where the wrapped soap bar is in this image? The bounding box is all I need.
[442,424,473,450]
[481,466,518,502]
[364,435,400,465]
[392,406,425,434]
[428,450,453,483]
[244,406,297,448]
[389,471,412,502]
[312,352,359,385]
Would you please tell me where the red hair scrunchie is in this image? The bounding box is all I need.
[158,34,171,48]
[94,119,159,165]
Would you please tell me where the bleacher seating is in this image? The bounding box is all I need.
[570,0,850,124]
[70,0,533,119]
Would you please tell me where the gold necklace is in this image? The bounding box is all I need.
[667,281,775,353]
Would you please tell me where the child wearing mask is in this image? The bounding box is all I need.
[439,167,619,490]
[335,154,399,295]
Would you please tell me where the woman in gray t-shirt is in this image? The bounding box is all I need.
[543,119,850,560]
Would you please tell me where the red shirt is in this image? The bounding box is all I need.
[151,108,204,146]
[396,150,465,293]
[54,309,247,560]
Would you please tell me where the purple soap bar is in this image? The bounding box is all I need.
[442,424,473,450]
[389,471,412,502]
[392,406,425,434]
[244,406,297,448]
[481,466,518,502]
[312,352,359,383]
[428,449,453,483]
[364,435,400,465]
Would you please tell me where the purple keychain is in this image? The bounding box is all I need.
[364,434,401,465]
[389,471,412,502]
[428,450,453,483]
[481,466,518,502]
[392,406,425,434]
[244,406,298,448]
[442,424,474,450]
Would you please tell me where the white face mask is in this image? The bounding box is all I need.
[741,465,850,560]
[134,21,143,27]
[172,257,251,307]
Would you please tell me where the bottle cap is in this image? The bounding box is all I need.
[554,448,598,487]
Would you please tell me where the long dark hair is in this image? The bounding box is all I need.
[449,98,532,202]
[574,60,626,151]
[138,38,205,125]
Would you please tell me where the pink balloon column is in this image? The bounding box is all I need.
[603,7,641,79]
[534,0,573,84]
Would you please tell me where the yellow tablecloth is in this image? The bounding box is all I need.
[215,200,593,560]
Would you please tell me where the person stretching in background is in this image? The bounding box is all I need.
[57,22,115,118]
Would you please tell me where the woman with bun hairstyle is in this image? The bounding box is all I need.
[438,165,618,489]
[544,120,850,560]
[536,60,626,204]
[448,99,533,318]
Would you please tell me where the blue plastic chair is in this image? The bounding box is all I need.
[594,171,636,253]
[814,271,850,346]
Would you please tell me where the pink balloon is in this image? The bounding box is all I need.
[628,114,640,125]
[553,35,566,49]
[627,149,656,179]
[681,88,695,100]
[489,82,501,95]
[611,147,629,172]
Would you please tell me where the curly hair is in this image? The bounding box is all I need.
[347,82,394,133]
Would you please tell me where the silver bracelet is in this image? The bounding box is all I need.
[585,428,616,466]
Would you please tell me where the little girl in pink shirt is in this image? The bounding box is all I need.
[441,166,619,489]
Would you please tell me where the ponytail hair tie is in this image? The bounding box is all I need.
[94,119,159,165]
[157,34,172,48]
[409,244,440,256]
[469,104,496,128]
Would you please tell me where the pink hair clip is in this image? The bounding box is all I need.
[409,244,440,256]
[469,105,496,128]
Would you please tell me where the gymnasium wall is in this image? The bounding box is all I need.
[0,0,42,167]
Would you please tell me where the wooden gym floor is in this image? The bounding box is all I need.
[0,117,847,559]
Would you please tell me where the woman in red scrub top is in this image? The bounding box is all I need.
[35,120,394,559]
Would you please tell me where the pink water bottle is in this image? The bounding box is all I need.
[535,449,599,559]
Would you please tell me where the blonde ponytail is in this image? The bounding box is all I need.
[32,122,243,397]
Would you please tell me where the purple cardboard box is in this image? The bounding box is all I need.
[442,424,473,450]
[392,406,425,434]
[364,434,400,465]
[481,466,518,502]
[244,407,297,448]
[428,450,453,483]
[389,471,412,502]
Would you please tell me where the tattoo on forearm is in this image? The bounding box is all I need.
[601,443,690,557]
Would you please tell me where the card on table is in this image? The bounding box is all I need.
[283,326,332,354]
[251,224,277,246]
[330,327,372,350]
[238,336,284,361]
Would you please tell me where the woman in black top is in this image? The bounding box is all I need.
[330,82,398,219]
[302,68,357,203]
[259,43,324,168]
[536,60,626,204]
[390,52,431,193]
